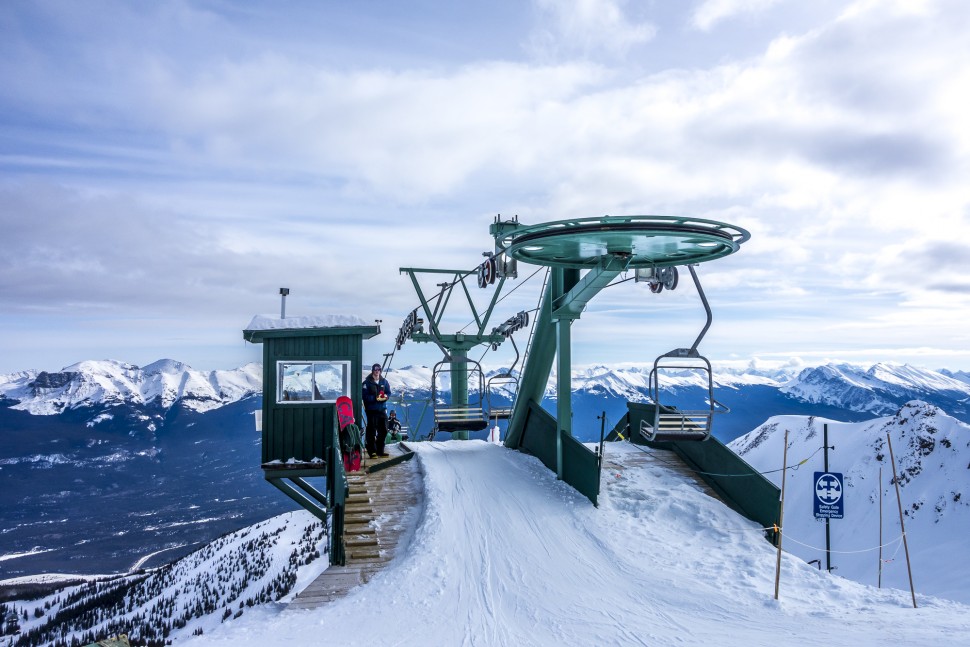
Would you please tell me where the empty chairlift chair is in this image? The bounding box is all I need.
[638,264,729,443]
[431,358,489,436]
[641,352,728,442]
[485,327,525,423]
[486,372,518,422]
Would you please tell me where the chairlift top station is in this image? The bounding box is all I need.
[243,214,776,567]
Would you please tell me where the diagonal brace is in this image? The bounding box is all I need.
[551,254,632,321]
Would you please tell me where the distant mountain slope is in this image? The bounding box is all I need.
[5,359,970,444]
[779,363,970,419]
[2,511,327,646]
[0,359,261,415]
[0,396,293,580]
[729,401,970,604]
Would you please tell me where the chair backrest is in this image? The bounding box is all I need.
[434,405,488,432]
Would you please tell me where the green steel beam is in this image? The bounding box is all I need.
[506,254,628,454]
[555,311,570,478]
[264,476,329,523]
[451,348,470,440]
[551,253,631,321]
[400,266,513,438]
[400,268,509,343]
[505,267,580,449]
[290,476,330,508]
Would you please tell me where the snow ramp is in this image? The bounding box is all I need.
[611,401,782,537]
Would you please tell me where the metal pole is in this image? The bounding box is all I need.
[887,433,917,608]
[878,466,883,589]
[279,287,289,319]
[450,348,469,441]
[824,423,831,572]
[774,429,789,600]
[555,316,571,480]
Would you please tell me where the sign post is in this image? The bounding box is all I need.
[814,468,843,573]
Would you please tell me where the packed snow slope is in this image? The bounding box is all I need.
[187,441,969,647]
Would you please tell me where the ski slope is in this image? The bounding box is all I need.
[186,441,970,646]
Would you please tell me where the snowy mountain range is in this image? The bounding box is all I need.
[5,358,970,433]
[0,359,262,416]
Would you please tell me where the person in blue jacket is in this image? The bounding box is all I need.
[362,363,391,458]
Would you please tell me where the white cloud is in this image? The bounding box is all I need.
[691,0,784,32]
[528,0,657,59]
[3,0,970,372]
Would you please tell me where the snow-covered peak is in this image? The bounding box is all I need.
[779,362,970,416]
[384,365,434,393]
[0,359,262,415]
[142,358,190,374]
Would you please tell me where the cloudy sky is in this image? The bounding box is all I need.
[2,0,969,375]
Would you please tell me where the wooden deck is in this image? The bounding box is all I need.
[289,444,422,609]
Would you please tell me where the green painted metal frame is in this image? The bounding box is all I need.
[516,400,603,506]
[495,214,749,501]
[504,255,630,478]
[400,266,511,439]
[493,215,749,269]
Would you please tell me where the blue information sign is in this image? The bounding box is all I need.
[813,472,844,519]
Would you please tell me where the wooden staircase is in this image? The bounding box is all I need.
[290,445,422,609]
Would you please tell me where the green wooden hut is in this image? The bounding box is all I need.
[243,313,380,522]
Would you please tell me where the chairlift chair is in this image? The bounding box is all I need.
[388,392,423,441]
[486,333,523,422]
[638,264,729,443]
[431,358,489,436]
[641,352,728,442]
[486,373,518,422]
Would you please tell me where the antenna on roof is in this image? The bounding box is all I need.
[279,287,290,319]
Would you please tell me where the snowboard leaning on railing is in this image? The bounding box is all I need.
[336,395,363,472]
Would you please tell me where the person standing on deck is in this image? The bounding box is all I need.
[362,363,391,458]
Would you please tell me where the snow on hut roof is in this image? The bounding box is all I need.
[244,314,372,331]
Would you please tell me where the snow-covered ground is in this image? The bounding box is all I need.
[729,402,970,605]
[185,441,970,647]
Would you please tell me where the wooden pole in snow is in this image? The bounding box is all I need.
[886,433,917,608]
[774,429,789,600]
[878,466,883,589]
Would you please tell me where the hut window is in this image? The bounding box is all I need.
[278,361,351,403]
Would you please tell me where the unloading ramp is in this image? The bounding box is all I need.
[607,401,781,541]
[601,445,727,504]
